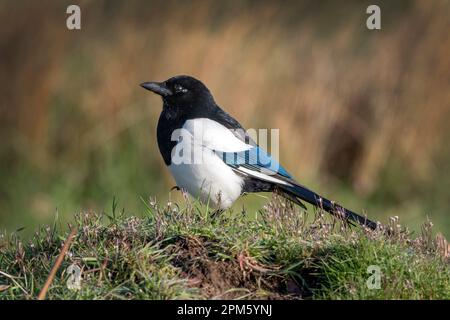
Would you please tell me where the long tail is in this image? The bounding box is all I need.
[280,184,378,230]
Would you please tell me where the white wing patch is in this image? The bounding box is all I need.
[237,167,292,186]
[183,118,252,153]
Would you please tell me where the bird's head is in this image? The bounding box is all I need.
[140,75,215,111]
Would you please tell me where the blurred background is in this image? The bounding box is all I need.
[0,0,449,237]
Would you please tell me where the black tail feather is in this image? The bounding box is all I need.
[280,184,378,230]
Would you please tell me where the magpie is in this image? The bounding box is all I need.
[140,75,377,230]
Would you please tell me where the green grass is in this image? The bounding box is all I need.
[0,196,449,300]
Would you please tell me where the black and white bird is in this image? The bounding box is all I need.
[141,75,377,230]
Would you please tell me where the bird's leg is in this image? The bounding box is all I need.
[210,209,224,219]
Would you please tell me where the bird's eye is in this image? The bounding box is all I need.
[174,84,188,94]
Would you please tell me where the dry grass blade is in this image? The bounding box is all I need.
[37,228,77,300]
[436,233,450,259]
[0,284,11,292]
[0,270,29,296]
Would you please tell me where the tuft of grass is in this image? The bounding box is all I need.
[0,196,449,300]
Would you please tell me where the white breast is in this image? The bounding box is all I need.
[169,148,244,209]
[167,118,249,209]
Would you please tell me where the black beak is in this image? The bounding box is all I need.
[140,82,173,97]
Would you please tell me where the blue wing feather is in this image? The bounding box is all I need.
[218,146,292,179]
